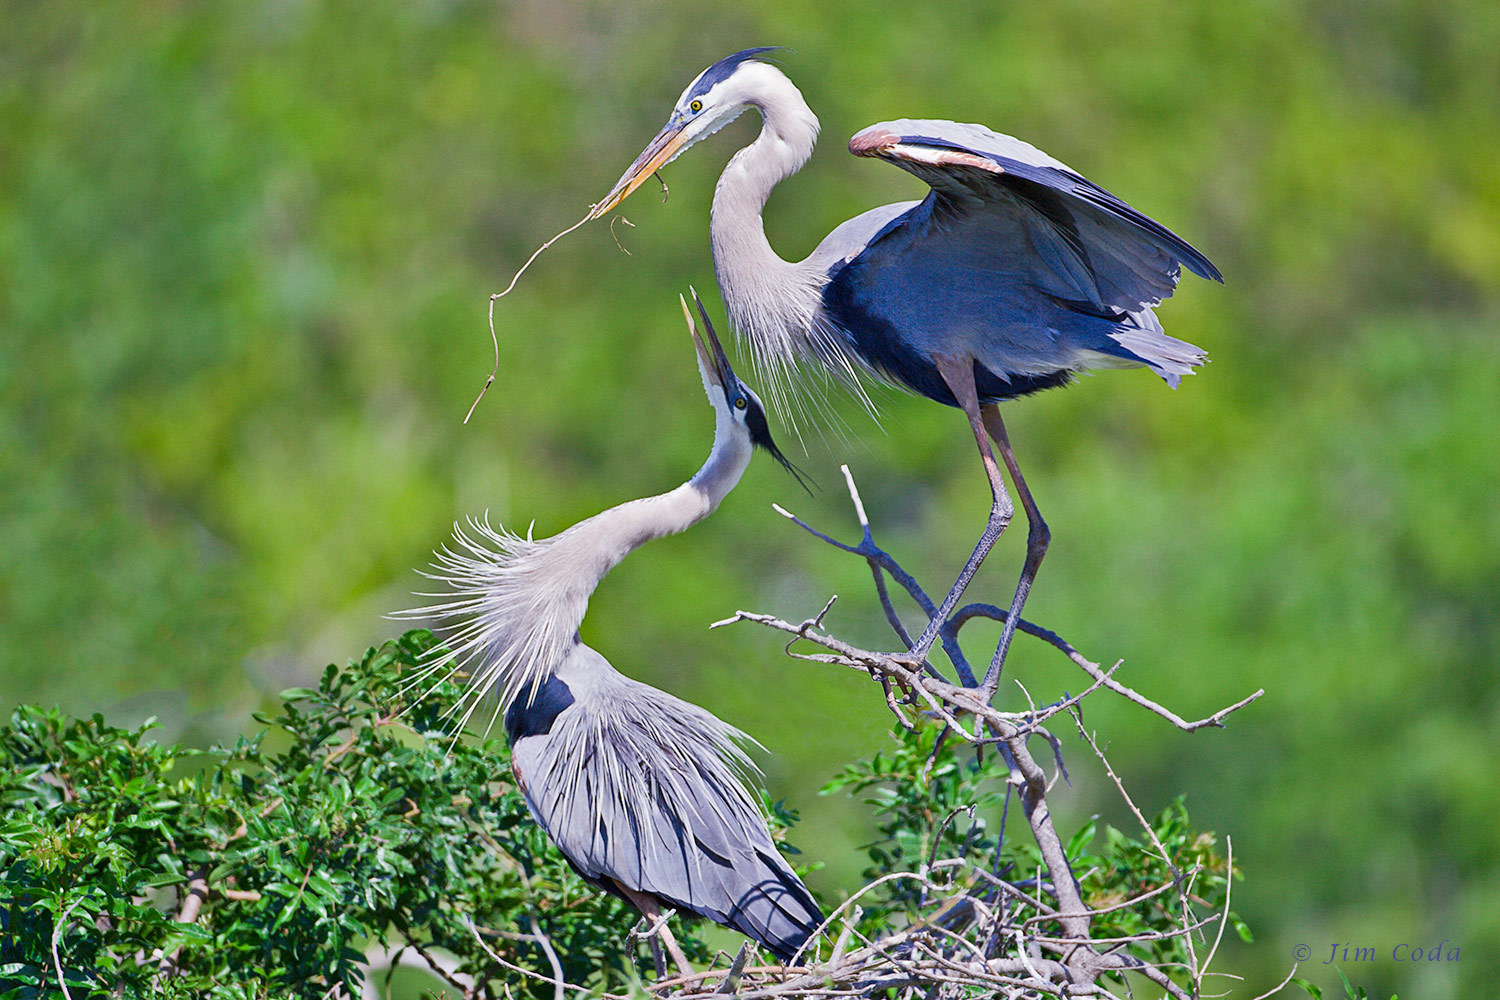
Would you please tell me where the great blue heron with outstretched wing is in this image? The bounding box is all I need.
[589,48,1222,686]
[402,293,821,972]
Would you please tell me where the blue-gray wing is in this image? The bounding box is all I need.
[511,657,822,961]
[847,119,1222,315]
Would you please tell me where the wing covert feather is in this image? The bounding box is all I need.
[848,119,1221,316]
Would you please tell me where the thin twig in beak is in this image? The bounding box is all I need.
[466,211,591,423]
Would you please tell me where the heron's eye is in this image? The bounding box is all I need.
[734,396,747,410]
[690,99,703,113]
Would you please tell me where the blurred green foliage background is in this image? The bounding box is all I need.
[2,1,1496,995]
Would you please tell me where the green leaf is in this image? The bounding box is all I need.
[1066,818,1098,859]
[143,872,188,888]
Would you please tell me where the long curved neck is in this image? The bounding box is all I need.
[563,406,752,580]
[710,98,818,273]
[710,77,823,364]
[415,405,752,717]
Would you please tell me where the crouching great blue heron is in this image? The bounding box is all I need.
[403,293,821,971]
[590,48,1222,686]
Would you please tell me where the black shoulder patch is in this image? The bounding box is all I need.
[504,675,576,744]
[689,47,781,100]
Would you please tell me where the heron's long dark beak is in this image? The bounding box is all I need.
[681,294,721,389]
[590,119,689,220]
[687,287,737,389]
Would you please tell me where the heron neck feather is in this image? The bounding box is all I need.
[567,412,750,573]
[406,415,753,721]
[710,80,824,354]
[708,78,871,422]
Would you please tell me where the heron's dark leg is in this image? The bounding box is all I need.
[979,404,1050,694]
[910,355,1015,666]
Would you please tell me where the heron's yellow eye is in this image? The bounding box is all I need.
[734,397,747,410]
[690,99,703,113]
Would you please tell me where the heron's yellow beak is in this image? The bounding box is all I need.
[590,120,690,220]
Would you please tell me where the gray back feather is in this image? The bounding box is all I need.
[512,645,823,959]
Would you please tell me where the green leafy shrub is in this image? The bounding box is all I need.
[3,633,1251,998]
[0,632,701,999]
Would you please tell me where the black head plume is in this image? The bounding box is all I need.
[688,47,786,101]
[741,391,814,495]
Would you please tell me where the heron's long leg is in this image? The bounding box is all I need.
[979,404,1050,695]
[910,356,1015,665]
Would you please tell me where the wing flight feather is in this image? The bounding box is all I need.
[849,119,1222,315]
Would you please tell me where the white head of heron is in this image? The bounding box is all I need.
[591,49,816,220]
[682,288,808,491]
